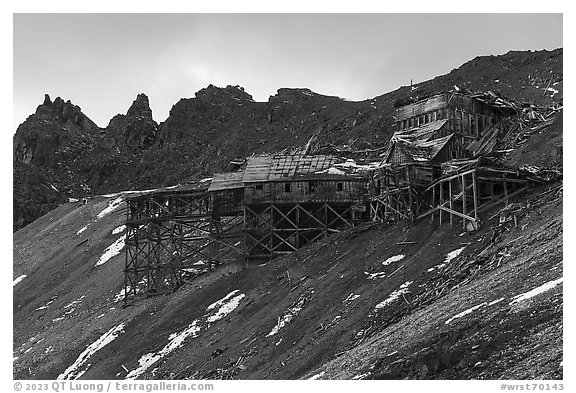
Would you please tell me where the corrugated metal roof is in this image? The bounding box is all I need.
[418,133,455,161]
[392,119,448,143]
[242,156,273,183]
[386,134,455,165]
[208,172,244,192]
[243,154,339,183]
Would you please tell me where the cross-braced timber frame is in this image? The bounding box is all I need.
[417,166,530,229]
[123,190,245,305]
[369,166,431,223]
[243,202,357,260]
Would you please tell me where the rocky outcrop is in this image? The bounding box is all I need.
[12,94,100,230]
[13,94,98,166]
[106,93,158,149]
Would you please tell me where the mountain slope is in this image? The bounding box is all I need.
[13,177,562,380]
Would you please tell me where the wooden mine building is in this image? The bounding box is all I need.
[394,91,516,145]
[370,90,528,225]
[209,154,371,260]
[122,89,537,304]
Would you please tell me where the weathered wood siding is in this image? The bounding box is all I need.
[397,93,497,138]
[430,138,467,164]
[211,188,245,216]
[244,179,368,204]
[396,93,450,122]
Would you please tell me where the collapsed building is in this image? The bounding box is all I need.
[122,89,561,303]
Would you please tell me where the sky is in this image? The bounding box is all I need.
[13,13,563,130]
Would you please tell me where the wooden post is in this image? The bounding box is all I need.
[490,181,494,201]
[296,204,300,249]
[408,186,413,220]
[475,114,479,137]
[439,183,443,225]
[449,179,453,226]
[432,183,436,222]
[462,174,467,230]
[472,172,478,221]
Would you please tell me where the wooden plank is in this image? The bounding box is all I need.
[439,182,443,225]
[449,179,453,226]
[325,204,353,228]
[462,174,467,230]
[438,206,476,223]
[425,168,477,191]
[472,172,478,221]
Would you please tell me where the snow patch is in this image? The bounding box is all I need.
[375,281,413,309]
[126,290,245,379]
[112,225,126,235]
[352,372,370,380]
[367,271,387,280]
[308,371,325,380]
[343,293,360,303]
[96,236,125,266]
[445,303,486,325]
[76,225,88,235]
[267,296,307,337]
[487,297,505,306]
[97,197,124,219]
[101,188,160,198]
[58,323,125,380]
[207,290,240,310]
[316,167,345,176]
[126,320,202,379]
[445,296,506,324]
[510,277,563,305]
[546,87,559,97]
[13,275,26,286]
[428,247,466,272]
[382,254,405,266]
[64,295,86,310]
[206,292,246,323]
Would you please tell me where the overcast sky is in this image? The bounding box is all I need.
[13,13,562,130]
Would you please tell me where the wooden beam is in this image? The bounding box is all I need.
[462,173,467,230]
[449,179,453,226]
[425,168,477,191]
[271,204,299,229]
[438,206,477,223]
[439,182,443,225]
[472,172,478,221]
[325,204,353,228]
[432,183,436,221]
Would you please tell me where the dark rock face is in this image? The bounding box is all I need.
[12,95,100,230]
[13,95,97,166]
[107,93,158,150]
[12,49,563,231]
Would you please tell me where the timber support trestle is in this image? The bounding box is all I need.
[123,190,244,305]
[243,202,358,260]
